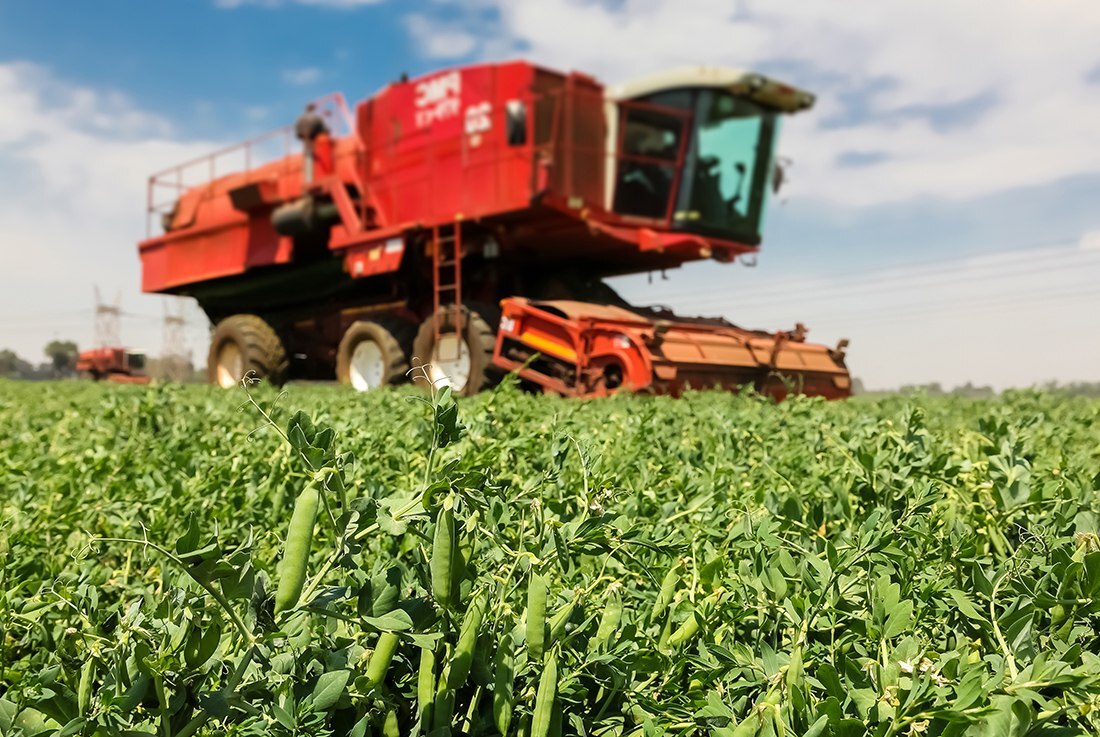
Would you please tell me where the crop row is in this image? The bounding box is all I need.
[0,379,1098,736]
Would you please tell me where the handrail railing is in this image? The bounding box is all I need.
[144,84,698,242]
[146,92,361,237]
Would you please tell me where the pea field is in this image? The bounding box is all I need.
[1,378,1099,737]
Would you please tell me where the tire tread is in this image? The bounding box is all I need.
[207,314,288,387]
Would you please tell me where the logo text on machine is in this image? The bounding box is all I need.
[415,71,461,128]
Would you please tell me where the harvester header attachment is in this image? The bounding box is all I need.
[494,298,850,400]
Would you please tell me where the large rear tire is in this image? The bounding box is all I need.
[207,315,288,388]
[411,305,499,396]
[336,318,414,391]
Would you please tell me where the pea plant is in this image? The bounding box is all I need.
[0,378,1098,736]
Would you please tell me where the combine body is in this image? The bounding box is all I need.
[76,348,150,384]
[139,61,849,398]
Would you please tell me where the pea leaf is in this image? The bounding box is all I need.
[311,670,350,712]
[362,609,414,632]
[948,589,984,621]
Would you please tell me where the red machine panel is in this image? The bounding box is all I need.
[361,61,543,224]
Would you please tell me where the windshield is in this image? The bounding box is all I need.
[682,92,778,240]
[613,90,779,244]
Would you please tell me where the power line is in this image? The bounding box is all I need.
[0,311,209,327]
[641,250,1100,313]
[647,247,1099,308]
[0,321,92,331]
[767,283,1098,331]
[634,235,1093,306]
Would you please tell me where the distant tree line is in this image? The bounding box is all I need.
[1,347,1095,395]
[0,342,201,382]
[0,341,79,380]
[852,378,1100,398]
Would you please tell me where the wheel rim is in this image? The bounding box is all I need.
[428,333,472,391]
[348,339,385,391]
[215,341,244,388]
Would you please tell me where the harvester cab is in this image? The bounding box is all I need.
[126,351,147,373]
[606,68,814,251]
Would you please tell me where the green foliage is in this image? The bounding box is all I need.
[0,379,1099,736]
[42,340,79,374]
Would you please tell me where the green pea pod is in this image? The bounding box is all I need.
[417,646,436,732]
[447,591,487,689]
[274,484,320,615]
[382,709,400,737]
[526,573,548,660]
[471,632,494,686]
[531,650,558,737]
[492,627,516,736]
[787,645,804,695]
[433,664,455,735]
[184,627,203,668]
[452,536,468,604]
[431,508,457,609]
[365,631,401,690]
[668,609,702,648]
[651,562,682,624]
[726,712,763,737]
[590,590,622,652]
[547,598,576,646]
[760,683,783,707]
[657,606,675,650]
[77,659,94,716]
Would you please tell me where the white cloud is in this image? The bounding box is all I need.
[281,66,322,86]
[435,0,1100,208]
[403,14,479,59]
[0,63,215,362]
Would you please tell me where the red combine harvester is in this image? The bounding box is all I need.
[75,348,150,384]
[140,61,850,399]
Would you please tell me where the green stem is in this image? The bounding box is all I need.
[300,535,347,605]
[990,571,1019,681]
[154,673,171,737]
[175,645,258,737]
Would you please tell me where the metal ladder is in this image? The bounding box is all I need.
[431,220,463,358]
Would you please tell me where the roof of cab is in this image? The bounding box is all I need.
[606,66,815,112]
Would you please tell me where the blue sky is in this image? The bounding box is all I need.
[0,1,436,136]
[1,0,1098,389]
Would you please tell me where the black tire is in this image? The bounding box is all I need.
[336,318,415,391]
[411,305,499,397]
[207,314,288,388]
